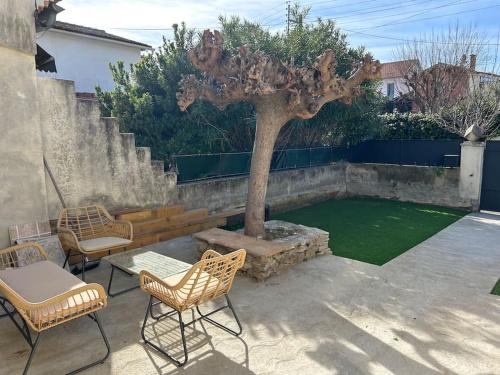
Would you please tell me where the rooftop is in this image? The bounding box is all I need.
[52,21,152,49]
[380,59,419,79]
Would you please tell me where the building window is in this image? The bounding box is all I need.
[387,83,395,99]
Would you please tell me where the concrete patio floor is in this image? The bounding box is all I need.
[1,213,499,374]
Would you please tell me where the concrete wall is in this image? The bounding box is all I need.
[346,164,471,208]
[0,0,49,246]
[177,162,474,214]
[37,29,144,92]
[177,164,348,213]
[0,0,36,54]
[37,78,177,219]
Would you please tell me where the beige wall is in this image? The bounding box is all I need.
[0,0,48,247]
[177,163,475,214]
[38,78,177,219]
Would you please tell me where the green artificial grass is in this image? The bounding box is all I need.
[492,279,500,296]
[273,197,467,265]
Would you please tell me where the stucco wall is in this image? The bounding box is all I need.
[0,0,49,246]
[0,0,36,54]
[346,163,470,208]
[37,29,144,92]
[177,164,348,213]
[177,162,474,214]
[37,77,177,219]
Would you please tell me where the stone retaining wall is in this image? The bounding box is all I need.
[195,220,331,280]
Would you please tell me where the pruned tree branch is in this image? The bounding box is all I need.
[177,29,381,119]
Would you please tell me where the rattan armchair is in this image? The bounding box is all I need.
[140,249,246,367]
[0,242,110,375]
[58,205,133,280]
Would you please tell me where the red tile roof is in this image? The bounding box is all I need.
[380,59,418,79]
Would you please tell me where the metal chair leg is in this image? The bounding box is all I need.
[141,296,188,367]
[150,298,177,321]
[23,333,41,375]
[195,295,243,336]
[81,254,86,281]
[63,250,72,269]
[66,312,111,375]
[13,310,110,375]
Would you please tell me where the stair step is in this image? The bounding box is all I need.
[116,204,185,222]
[127,217,227,250]
[117,209,154,222]
[133,208,209,235]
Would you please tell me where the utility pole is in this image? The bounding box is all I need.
[286,0,291,35]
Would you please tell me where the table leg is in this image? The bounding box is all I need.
[107,265,140,297]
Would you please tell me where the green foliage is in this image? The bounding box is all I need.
[379,111,459,140]
[96,9,384,163]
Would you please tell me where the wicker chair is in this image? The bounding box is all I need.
[0,242,110,375]
[140,249,246,367]
[57,205,133,280]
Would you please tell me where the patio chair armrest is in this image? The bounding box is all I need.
[201,249,223,261]
[0,242,48,269]
[110,220,133,241]
[140,269,191,292]
[57,227,81,252]
[0,281,107,331]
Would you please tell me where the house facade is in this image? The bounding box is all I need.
[379,60,418,99]
[36,21,151,93]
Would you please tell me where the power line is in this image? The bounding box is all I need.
[342,28,500,46]
[257,1,286,24]
[306,0,427,20]
[348,4,500,30]
[360,0,466,30]
[336,0,477,26]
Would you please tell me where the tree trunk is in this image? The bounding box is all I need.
[244,103,284,238]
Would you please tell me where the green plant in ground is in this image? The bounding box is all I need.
[96,7,384,164]
[492,279,500,296]
[274,197,467,265]
[379,111,459,140]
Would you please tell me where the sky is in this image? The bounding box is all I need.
[55,0,500,67]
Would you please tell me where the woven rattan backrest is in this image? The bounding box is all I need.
[57,205,114,241]
[0,243,48,270]
[180,249,246,307]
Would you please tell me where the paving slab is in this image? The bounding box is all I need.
[0,213,499,374]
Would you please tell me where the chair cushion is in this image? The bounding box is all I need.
[147,269,221,307]
[0,261,85,304]
[79,236,131,252]
[0,261,102,326]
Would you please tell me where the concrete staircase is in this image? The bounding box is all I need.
[115,205,228,249]
[37,77,177,218]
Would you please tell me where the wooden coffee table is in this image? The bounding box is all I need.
[103,248,191,297]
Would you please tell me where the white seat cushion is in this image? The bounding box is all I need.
[79,236,131,252]
[0,261,85,304]
[146,269,221,306]
[0,261,102,325]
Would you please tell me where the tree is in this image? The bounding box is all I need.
[396,23,500,136]
[97,12,383,160]
[177,30,380,237]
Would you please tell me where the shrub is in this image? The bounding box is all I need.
[379,111,459,140]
